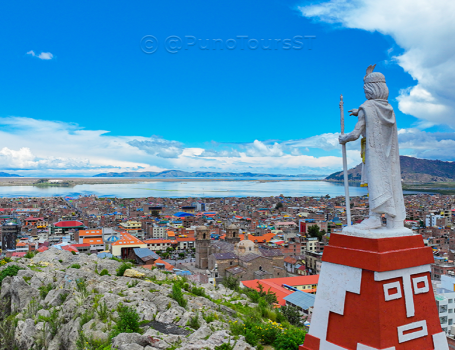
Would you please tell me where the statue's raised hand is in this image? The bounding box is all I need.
[348,109,359,116]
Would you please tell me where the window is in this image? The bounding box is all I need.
[449,299,453,303]
[230,261,233,266]
[449,309,453,313]
[450,319,453,326]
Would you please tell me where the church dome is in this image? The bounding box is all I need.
[227,224,238,229]
[197,225,209,231]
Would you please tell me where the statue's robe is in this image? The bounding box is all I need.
[359,99,405,221]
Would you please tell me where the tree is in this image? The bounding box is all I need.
[279,304,303,326]
[275,202,283,210]
[307,225,325,242]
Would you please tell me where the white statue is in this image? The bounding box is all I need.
[339,65,406,231]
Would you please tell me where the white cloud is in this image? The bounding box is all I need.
[283,133,340,151]
[0,117,352,176]
[26,50,54,60]
[127,137,183,158]
[299,0,455,128]
[244,140,284,157]
[398,128,455,160]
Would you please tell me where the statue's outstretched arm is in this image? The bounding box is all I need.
[339,109,365,144]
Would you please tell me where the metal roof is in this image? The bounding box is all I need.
[133,248,159,261]
[284,290,316,310]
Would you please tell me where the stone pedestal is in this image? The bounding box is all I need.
[301,232,448,350]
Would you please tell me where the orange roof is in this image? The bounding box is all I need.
[111,233,145,246]
[16,242,27,247]
[143,258,175,272]
[176,237,195,242]
[241,276,319,306]
[143,239,173,244]
[259,275,319,287]
[79,230,102,237]
[242,279,291,306]
[239,232,276,243]
[83,238,104,245]
[167,231,175,237]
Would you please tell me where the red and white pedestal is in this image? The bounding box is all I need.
[301,232,449,350]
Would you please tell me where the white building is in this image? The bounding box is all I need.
[152,226,168,239]
[436,275,455,334]
[426,214,442,227]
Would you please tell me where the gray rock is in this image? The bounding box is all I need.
[112,333,153,347]
[119,344,144,350]
[155,306,185,324]
[188,324,213,341]
[44,288,69,307]
[14,319,36,350]
[37,309,50,318]
[7,276,40,313]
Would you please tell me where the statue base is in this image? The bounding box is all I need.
[342,225,414,238]
[301,233,448,350]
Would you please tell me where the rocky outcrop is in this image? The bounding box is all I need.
[0,248,255,350]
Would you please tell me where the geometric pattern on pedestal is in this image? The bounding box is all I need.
[303,260,449,350]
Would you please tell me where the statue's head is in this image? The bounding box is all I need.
[363,64,389,100]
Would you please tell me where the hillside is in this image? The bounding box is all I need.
[0,248,305,350]
[94,170,321,178]
[325,156,455,183]
[0,172,22,177]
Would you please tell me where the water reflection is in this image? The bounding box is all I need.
[0,180,369,198]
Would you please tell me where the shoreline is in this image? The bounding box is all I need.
[0,177,326,187]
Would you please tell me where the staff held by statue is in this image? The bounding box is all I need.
[340,95,351,226]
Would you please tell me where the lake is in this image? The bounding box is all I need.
[0,180,369,198]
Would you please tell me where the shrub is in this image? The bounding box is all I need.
[110,304,140,338]
[38,307,61,337]
[116,262,132,276]
[60,292,69,303]
[23,297,40,320]
[70,263,81,269]
[214,338,237,350]
[187,312,200,330]
[127,279,140,288]
[76,330,111,350]
[222,275,239,291]
[273,327,306,350]
[0,265,23,286]
[257,320,282,345]
[99,269,109,276]
[245,328,259,346]
[97,300,109,322]
[76,278,89,297]
[191,286,206,297]
[202,312,216,323]
[280,304,302,326]
[80,308,94,327]
[228,320,244,336]
[71,251,77,255]
[169,284,187,308]
[39,283,54,299]
[24,251,36,259]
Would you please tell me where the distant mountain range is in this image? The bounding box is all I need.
[93,170,323,178]
[0,172,22,177]
[326,156,455,183]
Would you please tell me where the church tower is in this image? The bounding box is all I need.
[225,224,240,245]
[195,225,210,269]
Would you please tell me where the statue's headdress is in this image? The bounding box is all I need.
[364,64,386,84]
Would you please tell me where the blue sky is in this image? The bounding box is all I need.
[0,0,454,176]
